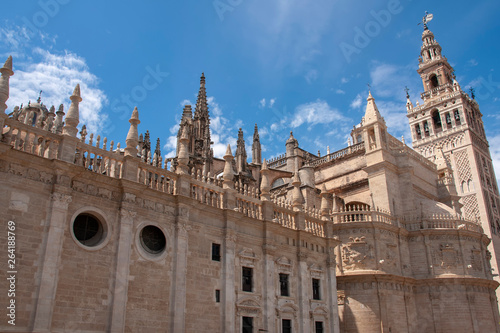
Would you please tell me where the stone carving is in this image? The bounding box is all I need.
[239,247,258,266]
[51,193,72,209]
[236,298,261,316]
[309,263,323,278]
[341,236,374,270]
[97,187,112,199]
[469,246,483,271]
[276,256,292,272]
[123,192,136,203]
[433,243,459,270]
[9,163,26,176]
[120,209,137,219]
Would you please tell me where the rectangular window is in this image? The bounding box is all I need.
[312,278,321,300]
[279,273,289,296]
[242,316,253,333]
[215,289,220,303]
[212,243,221,261]
[282,319,292,333]
[242,267,253,292]
[315,321,324,333]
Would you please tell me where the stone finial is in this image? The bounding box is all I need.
[260,159,271,201]
[62,84,82,137]
[0,55,14,114]
[125,107,140,157]
[291,172,304,211]
[363,91,384,126]
[222,144,235,189]
[53,104,65,134]
[176,125,190,174]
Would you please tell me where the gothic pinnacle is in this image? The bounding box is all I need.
[0,55,14,114]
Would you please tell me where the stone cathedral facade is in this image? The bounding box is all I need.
[1,26,500,333]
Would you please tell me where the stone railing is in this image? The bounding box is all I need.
[408,90,461,114]
[332,206,398,227]
[235,193,263,220]
[75,140,124,177]
[273,206,296,230]
[403,214,483,233]
[2,117,61,159]
[306,142,364,168]
[268,153,287,168]
[235,181,260,199]
[190,177,225,209]
[137,162,177,194]
[304,218,325,237]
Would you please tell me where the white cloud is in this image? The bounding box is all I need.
[350,94,362,109]
[180,99,192,107]
[468,59,478,67]
[259,97,276,108]
[269,98,276,108]
[305,69,318,84]
[488,134,500,185]
[290,99,347,128]
[341,77,349,84]
[336,89,345,95]
[8,48,108,135]
[260,98,266,108]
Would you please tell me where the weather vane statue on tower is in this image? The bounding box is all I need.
[418,11,434,30]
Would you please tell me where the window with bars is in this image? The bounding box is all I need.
[279,273,289,296]
[312,278,321,300]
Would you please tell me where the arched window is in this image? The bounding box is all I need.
[431,110,442,132]
[430,74,439,88]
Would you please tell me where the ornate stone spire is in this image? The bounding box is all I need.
[405,86,413,111]
[252,124,262,165]
[363,91,384,126]
[125,107,140,157]
[235,128,247,173]
[223,144,235,189]
[194,72,208,120]
[62,84,82,137]
[153,138,162,167]
[0,56,14,114]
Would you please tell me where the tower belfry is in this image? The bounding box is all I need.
[407,17,500,281]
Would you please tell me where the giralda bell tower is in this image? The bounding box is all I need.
[406,14,500,281]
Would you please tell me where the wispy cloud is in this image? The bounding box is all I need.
[336,89,345,95]
[259,97,276,108]
[350,94,362,109]
[8,48,108,135]
[305,69,318,84]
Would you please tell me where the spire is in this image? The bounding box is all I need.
[194,72,209,120]
[62,84,82,137]
[252,124,262,164]
[222,144,235,189]
[420,28,443,65]
[0,55,14,114]
[182,104,193,121]
[405,86,413,111]
[125,107,140,157]
[363,91,384,125]
[235,128,247,173]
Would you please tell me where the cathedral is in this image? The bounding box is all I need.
[1,22,500,333]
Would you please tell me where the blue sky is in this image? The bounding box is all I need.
[1,0,500,177]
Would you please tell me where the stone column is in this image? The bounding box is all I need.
[33,192,72,332]
[170,214,190,332]
[297,250,310,333]
[0,56,13,130]
[110,208,136,333]
[326,245,340,333]
[262,234,276,330]
[223,228,237,331]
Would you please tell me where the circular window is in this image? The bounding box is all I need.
[73,213,104,247]
[140,225,166,254]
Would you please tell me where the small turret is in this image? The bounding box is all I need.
[125,107,140,157]
[235,128,247,174]
[62,84,82,137]
[223,144,235,189]
[0,55,14,114]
